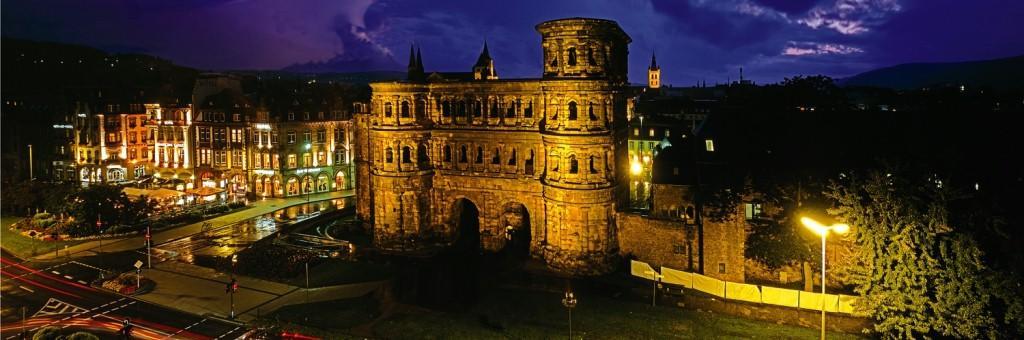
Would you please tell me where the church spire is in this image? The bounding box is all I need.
[416,47,423,71]
[650,51,659,70]
[473,41,497,80]
[407,43,424,81]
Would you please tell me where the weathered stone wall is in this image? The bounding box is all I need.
[701,205,747,282]
[617,213,698,271]
[618,209,746,282]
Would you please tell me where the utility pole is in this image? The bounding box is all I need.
[28,144,34,181]
[146,226,152,268]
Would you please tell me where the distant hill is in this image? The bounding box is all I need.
[282,53,403,74]
[1,37,199,102]
[839,55,1024,90]
[228,70,406,84]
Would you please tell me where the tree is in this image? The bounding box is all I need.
[31,327,60,340]
[827,167,1023,338]
[65,185,144,236]
[64,332,100,340]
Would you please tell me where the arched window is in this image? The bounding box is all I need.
[550,153,560,172]
[442,101,451,117]
[415,100,426,117]
[524,101,533,118]
[459,145,468,163]
[568,102,578,120]
[508,149,517,165]
[402,146,411,163]
[588,102,597,120]
[590,155,598,173]
[525,150,535,173]
[474,100,483,117]
[385,147,393,163]
[567,47,577,66]
[492,148,501,164]
[400,101,410,118]
[569,155,579,174]
[475,146,483,163]
[457,100,467,117]
[506,101,516,118]
[443,145,452,162]
[490,100,499,117]
[417,144,428,164]
[384,102,392,117]
[587,48,596,65]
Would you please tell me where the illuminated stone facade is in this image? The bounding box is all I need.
[358,18,631,275]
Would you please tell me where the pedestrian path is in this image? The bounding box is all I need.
[31,190,352,261]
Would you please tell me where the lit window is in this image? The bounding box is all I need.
[649,129,654,137]
[705,139,715,152]
[287,154,297,168]
[744,203,763,220]
[633,128,639,136]
[718,263,726,274]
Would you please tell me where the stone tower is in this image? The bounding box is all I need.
[535,18,630,274]
[648,52,661,89]
[362,17,631,275]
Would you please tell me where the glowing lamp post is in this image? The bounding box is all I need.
[800,216,849,340]
[561,288,578,339]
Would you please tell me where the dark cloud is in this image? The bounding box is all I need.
[2,0,1022,83]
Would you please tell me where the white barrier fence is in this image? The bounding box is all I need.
[630,260,863,315]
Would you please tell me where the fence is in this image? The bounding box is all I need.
[630,260,863,315]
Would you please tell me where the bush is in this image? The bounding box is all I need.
[65,332,100,340]
[227,201,247,209]
[205,205,230,215]
[32,327,60,340]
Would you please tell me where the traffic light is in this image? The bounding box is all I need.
[226,278,238,293]
[120,318,133,337]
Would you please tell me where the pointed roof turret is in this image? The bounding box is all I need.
[416,47,424,71]
[407,43,425,81]
[407,44,417,70]
[649,52,659,70]
[474,41,493,68]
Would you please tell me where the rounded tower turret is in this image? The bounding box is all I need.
[535,18,631,275]
[537,18,631,83]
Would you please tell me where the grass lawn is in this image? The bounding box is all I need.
[265,284,865,339]
[282,259,394,287]
[0,216,83,259]
[376,287,868,339]
[262,294,379,338]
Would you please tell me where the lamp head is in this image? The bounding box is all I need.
[630,161,642,175]
[801,216,850,236]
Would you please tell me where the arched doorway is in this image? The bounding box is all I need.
[335,171,346,190]
[286,177,299,196]
[451,198,480,254]
[316,174,329,192]
[502,203,531,259]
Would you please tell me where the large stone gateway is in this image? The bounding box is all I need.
[356,18,631,275]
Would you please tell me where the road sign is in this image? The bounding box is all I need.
[134,260,144,269]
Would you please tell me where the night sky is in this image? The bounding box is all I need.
[3,0,1023,84]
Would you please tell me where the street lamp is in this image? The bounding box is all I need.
[801,216,850,340]
[561,288,577,339]
[229,254,238,319]
[305,143,312,205]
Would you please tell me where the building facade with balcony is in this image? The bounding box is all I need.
[68,101,151,185]
[249,93,356,198]
[146,103,195,190]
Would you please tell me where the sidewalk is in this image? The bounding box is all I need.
[32,190,353,261]
[137,254,384,322]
